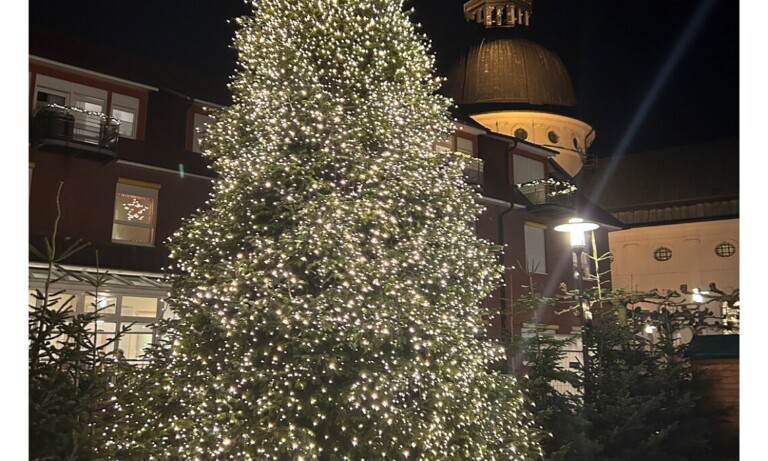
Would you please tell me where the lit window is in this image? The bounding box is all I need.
[524,223,547,274]
[91,320,117,351]
[714,242,736,258]
[192,113,213,153]
[653,247,672,262]
[84,294,117,315]
[118,323,156,360]
[112,180,160,246]
[29,290,38,312]
[121,296,160,318]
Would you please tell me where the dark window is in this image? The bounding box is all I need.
[548,130,559,144]
[37,91,66,106]
[654,247,672,262]
[715,242,736,258]
[514,128,528,140]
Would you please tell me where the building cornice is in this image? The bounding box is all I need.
[30,55,159,91]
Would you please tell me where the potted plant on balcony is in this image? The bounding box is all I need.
[32,104,75,141]
[99,115,121,149]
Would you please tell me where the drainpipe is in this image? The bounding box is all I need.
[497,138,518,374]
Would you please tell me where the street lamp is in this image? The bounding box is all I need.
[554,217,600,402]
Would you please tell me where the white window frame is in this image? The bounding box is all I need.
[33,75,71,110]
[111,93,140,139]
[112,180,159,247]
[30,283,165,361]
[524,222,547,274]
[434,134,455,154]
[456,136,474,155]
[513,154,546,185]
[33,74,141,139]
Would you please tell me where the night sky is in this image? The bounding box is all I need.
[29,0,739,156]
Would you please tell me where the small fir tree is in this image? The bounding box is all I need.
[112,1,542,459]
[29,182,128,461]
[514,271,596,461]
[517,241,728,461]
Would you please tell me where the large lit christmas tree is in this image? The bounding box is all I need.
[109,0,541,459]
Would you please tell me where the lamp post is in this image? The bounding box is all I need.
[554,217,600,402]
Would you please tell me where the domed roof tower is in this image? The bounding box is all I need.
[448,0,594,177]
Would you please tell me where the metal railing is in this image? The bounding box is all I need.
[516,179,577,205]
[31,104,121,151]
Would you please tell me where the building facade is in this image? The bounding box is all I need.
[28,4,620,369]
[29,30,224,361]
[577,138,740,335]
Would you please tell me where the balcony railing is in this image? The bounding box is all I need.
[516,178,577,206]
[30,104,120,163]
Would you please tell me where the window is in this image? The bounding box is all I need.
[434,134,455,153]
[83,294,162,360]
[111,93,140,138]
[121,296,161,317]
[513,154,545,185]
[33,74,141,139]
[456,136,474,155]
[84,294,117,315]
[36,88,67,108]
[34,75,109,142]
[34,75,71,110]
[547,130,560,144]
[192,113,213,153]
[514,127,528,140]
[119,323,156,360]
[112,179,160,246]
[653,246,672,262]
[714,242,736,258]
[29,270,167,363]
[524,223,547,274]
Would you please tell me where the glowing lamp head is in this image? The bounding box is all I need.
[554,217,600,250]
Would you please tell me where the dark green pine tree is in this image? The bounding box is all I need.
[583,293,717,461]
[30,183,129,461]
[515,243,723,461]
[513,275,596,461]
[108,0,542,459]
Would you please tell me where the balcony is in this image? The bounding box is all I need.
[517,178,577,207]
[30,104,120,164]
[445,152,485,194]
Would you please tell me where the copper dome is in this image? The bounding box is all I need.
[446,38,576,108]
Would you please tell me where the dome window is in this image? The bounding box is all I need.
[514,128,528,140]
[653,247,672,262]
[547,130,559,144]
[715,242,736,258]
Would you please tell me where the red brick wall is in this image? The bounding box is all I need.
[692,357,739,451]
